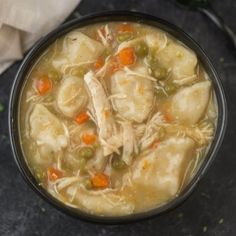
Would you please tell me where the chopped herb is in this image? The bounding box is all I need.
[41,207,46,213]
[218,218,224,224]
[203,226,207,232]
[219,57,225,63]
[0,103,4,112]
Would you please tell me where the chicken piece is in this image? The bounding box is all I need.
[84,71,122,156]
[120,121,138,165]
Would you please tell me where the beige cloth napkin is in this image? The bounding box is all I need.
[0,0,81,74]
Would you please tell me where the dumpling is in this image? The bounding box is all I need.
[111,65,154,123]
[30,104,68,152]
[57,75,88,117]
[75,189,134,216]
[168,81,211,125]
[153,42,197,82]
[52,31,105,71]
[132,137,195,197]
[145,32,168,52]
[116,32,167,54]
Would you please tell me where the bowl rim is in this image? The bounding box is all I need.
[8,10,228,224]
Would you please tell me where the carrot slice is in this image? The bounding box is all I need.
[151,140,160,149]
[81,133,97,145]
[36,75,52,95]
[117,23,134,33]
[91,173,109,188]
[94,57,104,70]
[164,113,174,123]
[118,47,136,65]
[75,111,89,124]
[47,167,62,182]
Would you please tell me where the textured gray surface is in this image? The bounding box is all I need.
[0,0,236,235]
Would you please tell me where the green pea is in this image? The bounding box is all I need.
[72,67,87,77]
[165,83,178,95]
[117,32,133,42]
[112,157,127,170]
[78,147,94,159]
[33,167,45,182]
[148,56,158,68]
[48,70,60,81]
[83,178,92,189]
[78,157,87,170]
[135,42,149,57]
[156,88,167,98]
[152,67,167,80]
[45,94,54,102]
[103,48,112,57]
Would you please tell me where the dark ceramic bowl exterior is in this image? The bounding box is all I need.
[9,11,227,223]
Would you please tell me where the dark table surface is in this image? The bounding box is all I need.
[0,0,236,235]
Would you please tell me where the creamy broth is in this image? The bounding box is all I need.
[19,22,218,216]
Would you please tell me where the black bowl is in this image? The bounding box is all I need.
[8,11,227,223]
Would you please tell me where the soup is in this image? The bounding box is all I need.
[19,22,217,216]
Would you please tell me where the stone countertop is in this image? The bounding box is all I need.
[0,0,235,235]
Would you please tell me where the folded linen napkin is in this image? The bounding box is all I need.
[0,0,81,74]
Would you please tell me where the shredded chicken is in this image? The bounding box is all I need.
[119,121,138,165]
[84,71,122,155]
[173,74,197,85]
[123,66,156,82]
[140,112,166,150]
[97,24,113,47]
[165,121,214,146]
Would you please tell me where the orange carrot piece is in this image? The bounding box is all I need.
[117,23,134,33]
[104,109,110,119]
[142,160,149,170]
[94,57,104,70]
[36,75,52,95]
[151,140,160,149]
[81,133,97,145]
[118,47,136,65]
[75,111,89,124]
[91,173,109,188]
[164,113,174,123]
[47,167,62,182]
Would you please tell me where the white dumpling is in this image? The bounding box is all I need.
[132,137,195,197]
[111,65,154,123]
[116,31,167,54]
[57,75,88,117]
[30,104,68,152]
[52,31,104,71]
[145,32,168,52]
[169,81,211,125]
[75,189,134,216]
[154,42,197,82]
